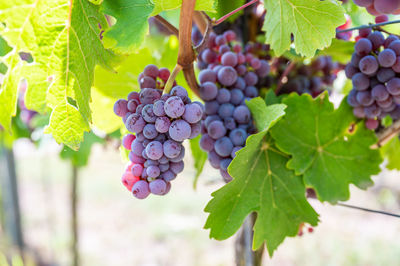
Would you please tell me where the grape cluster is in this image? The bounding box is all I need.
[345,30,400,129]
[352,0,400,16]
[269,56,342,97]
[114,65,204,199]
[196,30,270,182]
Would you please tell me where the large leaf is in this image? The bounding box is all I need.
[270,93,382,203]
[262,0,345,57]
[209,0,244,20]
[0,0,116,150]
[381,137,400,171]
[206,99,318,256]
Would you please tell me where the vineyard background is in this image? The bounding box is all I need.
[3,139,399,266]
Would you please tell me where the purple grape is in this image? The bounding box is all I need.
[169,120,191,142]
[149,179,167,195]
[368,31,385,50]
[255,60,270,77]
[244,72,258,86]
[208,120,227,139]
[388,40,400,56]
[384,35,399,48]
[164,96,185,118]
[356,91,374,106]
[359,28,372,38]
[143,124,158,139]
[131,139,145,156]
[214,137,234,157]
[140,88,160,104]
[345,64,358,79]
[390,106,400,120]
[374,0,400,14]
[128,91,140,101]
[387,78,400,95]
[217,66,238,86]
[199,69,217,84]
[371,84,389,101]
[145,141,163,160]
[131,164,143,176]
[218,103,235,118]
[353,107,366,118]
[352,73,370,91]
[365,119,379,130]
[220,158,232,172]
[378,49,396,67]
[122,134,135,150]
[219,45,231,54]
[136,133,145,142]
[139,76,156,89]
[189,122,201,139]
[205,115,221,128]
[155,116,170,133]
[161,170,176,182]
[201,49,217,64]
[221,52,238,67]
[153,100,166,116]
[146,165,161,178]
[230,89,244,105]
[216,88,231,103]
[127,99,138,112]
[141,104,156,123]
[244,86,258,98]
[163,140,182,159]
[158,68,170,81]
[205,100,219,115]
[129,152,146,164]
[359,55,378,75]
[347,90,360,107]
[353,0,373,7]
[364,104,381,118]
[114,99,128,117]
[171,86,189,103]
[132,180,150,199]
[392,57,400,73]
[126,113,146,133]
[183,103,203,123]
[233,106,251,123]
[200,134,215,152]
[170,161,184,174]
[234,77,246,90]
[200,82,218,101]
[355,38,372,55]
[159,163,169,172]
[223,117,236,130]
[377,96,393,108]
[144,64,159,79]
[220,169,232,182]
[169,147,185,162]
[351,53,362,67]
[208,151,222,169]
[229,128,247,146]
[377,68,395,82]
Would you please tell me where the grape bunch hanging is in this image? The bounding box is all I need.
[352,0,400,16]
[346,29,400,129]
[197,30,270,181]
[114,65,204,199]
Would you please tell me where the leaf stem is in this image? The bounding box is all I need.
[163,64,182,94]
[336,19,400,34]
[275,61,296,94]
[214,0,260,26]
[153,15,179,37]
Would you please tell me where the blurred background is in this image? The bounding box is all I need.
[1,136,400,266]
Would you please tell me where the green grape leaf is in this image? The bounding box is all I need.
[60,131,104,167]
[102,0,154,53]
[381,137,400,171]
[190,135,207,189]
[318,39,355,64]
[262,0,345,57]
[205,99,319,256]
[0,0,116,149]
[209,0,245,21]
[270,93,382,203]
[0,35,12,56]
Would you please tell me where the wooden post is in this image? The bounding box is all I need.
[0,144,24,252]
[235,213,264,266]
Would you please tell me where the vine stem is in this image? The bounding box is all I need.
[336,203,400,218]
[163,64,183,94]
[193,11,208,35]
[153,15,179,37]
[214,0,259,25]
[336,19,400,34]
[275,61,296,94]
[371,119,400,149]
